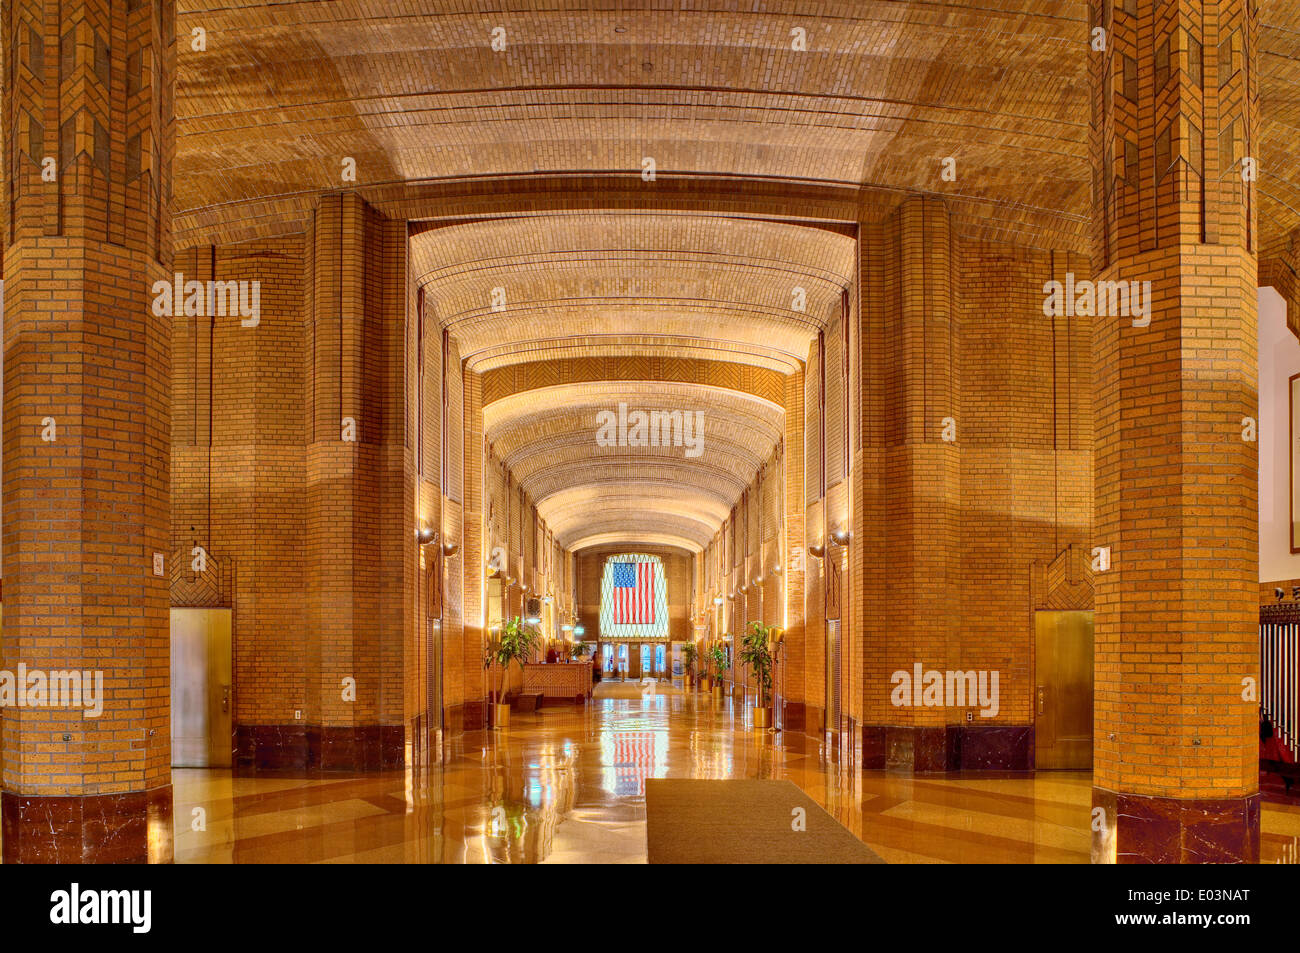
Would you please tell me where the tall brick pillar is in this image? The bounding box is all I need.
[859,196,961,771]
[1089,0,1259,862]
[301,193,408,772]
[780,369,806,730]
[0,0,175,861]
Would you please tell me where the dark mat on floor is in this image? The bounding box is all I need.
[645,779,886,864]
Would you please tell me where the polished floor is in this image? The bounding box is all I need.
[173,692,1300,863]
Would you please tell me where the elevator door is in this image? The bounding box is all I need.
[170,608,233,768]
[1034,610,1093,770]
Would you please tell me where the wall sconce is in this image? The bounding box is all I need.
[416,525,438,545]
[807,543,825,560]
[770,564,783,575]
[713,595,723,605]
[728,591,736,600]
[830,528,852,546]
[738,584,748,594]
[441,541,459,558]
[752,575,764,587]
[543,594,554,605]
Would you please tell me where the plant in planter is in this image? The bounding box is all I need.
[708,643,729,700]
[738,621,783,728]
[484,617,540,728]
[682,643,698,686]
[571,641,591,662]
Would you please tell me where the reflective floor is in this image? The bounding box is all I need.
[172,692,1300,863]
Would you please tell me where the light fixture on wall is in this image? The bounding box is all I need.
[830,528,852,546]
[525,598,542,624]
[770,564,783,575]
[807,543,825,560]
[441,540,459,558]
[713,595,723,605]
[738,584,748,594]
[416,525,438,545]
[752,575,764,587]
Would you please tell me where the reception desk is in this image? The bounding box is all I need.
[522,662,593,703]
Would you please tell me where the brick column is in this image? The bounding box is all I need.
[1089,0,1259,862]
[298,193,406,772]
[859,195,961,771]
[461,367,488,726]
[0,0,174,862]
[780,369,807,729]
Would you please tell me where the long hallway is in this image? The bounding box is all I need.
[171,698,1300,865]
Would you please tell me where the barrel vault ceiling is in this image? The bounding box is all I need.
[171,0,1300,550]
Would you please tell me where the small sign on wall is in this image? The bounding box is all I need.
[153,553,165,576]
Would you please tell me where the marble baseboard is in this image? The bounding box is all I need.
[782,700,806,731]
[862,724,1034,772]
[1092,788,1261,863]
[803,704,826,738]
[233,724,403,775]
[1,784,173,863]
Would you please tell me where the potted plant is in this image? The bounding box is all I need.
[571,641,590,662]
[708,643,728,702]
[682,643,698,688]
[738,620,783,728]
[484,616,539,728]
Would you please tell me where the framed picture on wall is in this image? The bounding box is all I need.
[1291,372,1300,552]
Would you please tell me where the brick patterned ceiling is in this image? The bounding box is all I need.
[170,0,1300,547]
[484,382,783,551]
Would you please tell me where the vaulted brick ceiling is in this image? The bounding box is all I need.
[484,382,783,551]
[172,0,1300,548]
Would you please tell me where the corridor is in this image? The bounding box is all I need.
[172,696,1300,865]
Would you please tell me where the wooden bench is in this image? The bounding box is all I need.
[513,692,544,713]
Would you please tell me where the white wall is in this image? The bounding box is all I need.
[1259,286,1300,582]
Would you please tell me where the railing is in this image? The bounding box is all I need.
[1261,602,1300,759]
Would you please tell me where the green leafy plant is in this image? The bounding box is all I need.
[571,641,590,660]
[681,642,698,677]
[484,617,540,700]
[708,643,728,682]
[737,621,783,707]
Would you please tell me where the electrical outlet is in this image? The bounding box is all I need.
[965,709,974,723]
[294,709,302,720]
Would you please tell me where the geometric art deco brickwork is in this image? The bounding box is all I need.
[1089,0,1260,863]
[1,0,175,863]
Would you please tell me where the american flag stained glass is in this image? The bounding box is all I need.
[599,555,669,639]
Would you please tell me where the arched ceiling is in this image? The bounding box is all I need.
[484,383,783,551]
[173,0,1300,257]
[170,0,1300,552]
[410,212,856,372]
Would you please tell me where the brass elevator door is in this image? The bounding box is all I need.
[1034,610,1093,770]
[170,608,233,768]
